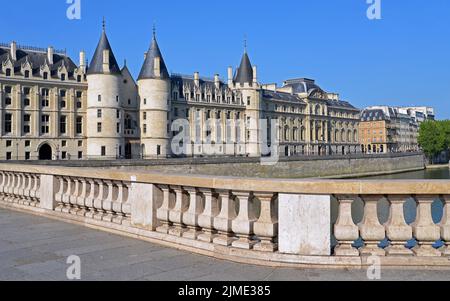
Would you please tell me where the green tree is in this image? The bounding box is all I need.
[418,120,450,163]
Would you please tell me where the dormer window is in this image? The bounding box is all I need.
[5,69,11,77]
[173,92,178,100]
[77,75,82,82]
[24,70,30,78]
[43,72,48,80]
[61,74,66,81]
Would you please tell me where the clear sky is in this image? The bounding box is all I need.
[2,0,449,118]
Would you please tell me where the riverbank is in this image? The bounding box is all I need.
[426,163,450,170]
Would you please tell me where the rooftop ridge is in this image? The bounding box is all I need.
[0,42,66,55]
[171,72,223,82]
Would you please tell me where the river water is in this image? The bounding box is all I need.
[362,167,450,180]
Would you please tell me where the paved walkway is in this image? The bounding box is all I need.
[1,208,449,281]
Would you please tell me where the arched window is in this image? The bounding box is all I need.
[335,130,339,142]
[354,130,358,143]
[341,129,346,142]
[284,126,289,141]
[315,105,321,115]
[292,128,298,142]
[348,130,352,142]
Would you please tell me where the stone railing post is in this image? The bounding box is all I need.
[131,182,163,231]
[231,191,257,249]
[198,188,220,243]
[102,180,115,222]
[182,187,204,239]
[279,194,332,256]
[213,190,237,246]
[76,178,88,216]
[168,186,189,237]
[84,179,97,218]
[440,195,450,256]
[385,195,413,256]
[156,185,175,234]
[359,195,386,256]
[412,195,441,257]
[253,192,278,252]
[40,174,58,210]
[334,195,360,256]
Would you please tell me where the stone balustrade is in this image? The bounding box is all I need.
[1,163,450,269]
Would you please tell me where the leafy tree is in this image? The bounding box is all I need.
[418,120,450,162]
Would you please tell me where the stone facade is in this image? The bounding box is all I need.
[0,25,361,160]
[359,106,426,154]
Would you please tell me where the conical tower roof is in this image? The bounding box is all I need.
[138,32,169,80]
[87,22,121,75]
[234,50,253,85]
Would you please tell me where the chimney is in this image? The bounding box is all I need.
[153,57,161,77]
[252,66,258,84]
[227,67,233,86]
[47,46,54,65]
[214,74,220,89]
[10,41,17,61]
[79,51,86,70]
[102,49,110,73]
[194,72,200,86]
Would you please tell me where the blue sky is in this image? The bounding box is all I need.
[2,0,449,118]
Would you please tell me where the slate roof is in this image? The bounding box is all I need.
[282,78,321,94]
[234,51,253,85]
[87,29,121,75]
[0,45,78,78]
[138,36,169,80]
[361,109,388,121]
[262,89,306,103]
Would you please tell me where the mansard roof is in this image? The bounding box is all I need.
[138,36,169,80]
[282,78,322,94]
[0,44,78,78]
[234,51,253,85]
[262,89,306,104]
[170,74,227,95]
[87,29,121,75]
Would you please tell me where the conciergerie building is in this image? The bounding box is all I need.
[0,23,361,160]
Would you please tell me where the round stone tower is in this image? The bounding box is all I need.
[86,23,124,159]
[137,31,171,158]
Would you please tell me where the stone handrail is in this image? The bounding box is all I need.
[0,163,450,269]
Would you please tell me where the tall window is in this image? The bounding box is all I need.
[23,115,31,134]
[6,69,11,77]
[60,116,67,134]
[98,95,101,102]
[116,109,120,119]
[173,92,178,100]
[143,112,147,120]
[43,72,48,79]
[116,123,120,134]
[4,114,12,133]
[24,70,30,78]
[101,146,106,157]
[97,122,102,133]
[41,115,50,134]
[143,124,147,134]
[76,117,83,134]
[97,109,102,118]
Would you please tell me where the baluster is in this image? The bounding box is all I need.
[253,192,278,252]
[6,173,15,203]
[102,180,115,222]
[61,177,72,213]
[156,185,175,234]
[16,174,26,204]
[31,175,40,206]
[334,195,360,256]
[120,183,132,226]
[23,175,32,204]
[198,188,220,243]
[168,186,189,237]
[412,195,441,257]
[84,179,97,218]
[12,173,22,203]
[69,178,81,214]
[440,195,450,256]
[0,172,5,201]
[76,178,88,216]
[55,177,66,212]
[214,190,237,246]
[112,182,126,224]
[385,195,413,256]
[182,187,204,240]
[359,195,386,256]
[231,191,257,249]
[93,180,106,220]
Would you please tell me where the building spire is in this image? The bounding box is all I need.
[102,17,106,31]
[244,34,247,53]
[153,22,156,39]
